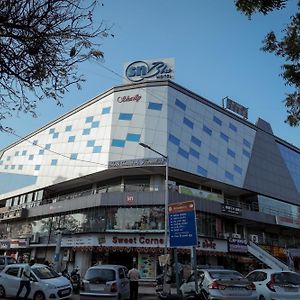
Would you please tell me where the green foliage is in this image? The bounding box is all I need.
[235,0,300,126]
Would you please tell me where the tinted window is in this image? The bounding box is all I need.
[0,258,4,265]
[32,266,60,279]
[85,268,116,283]
[247,271,267,282]
[209,271,244,280]
[273,272,300,285]
[6,267,20,277]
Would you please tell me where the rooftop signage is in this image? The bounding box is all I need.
[223,96,248,119]
[124,58,175,83]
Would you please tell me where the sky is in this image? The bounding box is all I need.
[0,0,299,150]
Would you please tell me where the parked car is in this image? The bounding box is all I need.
[0,256,16,271]
[0,263,72,300]
[246,269,300,300]
[180,268,257,300]
[80,264,130,300]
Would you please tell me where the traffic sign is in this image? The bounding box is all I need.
[168,201,197,247]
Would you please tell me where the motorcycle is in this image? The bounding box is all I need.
[70,267,81,293]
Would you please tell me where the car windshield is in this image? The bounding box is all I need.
[273,272,300,285]
[32,266,60,279]
[85,268,116,283]
[7,257,16,265]
[209,271,244,280]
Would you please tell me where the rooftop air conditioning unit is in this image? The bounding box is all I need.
[232,233,241,239]
[30,232,40,244]
[250,234,259,243]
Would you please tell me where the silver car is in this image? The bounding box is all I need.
[180,268,257,300]
[80,264,130,300]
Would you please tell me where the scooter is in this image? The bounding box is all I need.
[70,267,81,293]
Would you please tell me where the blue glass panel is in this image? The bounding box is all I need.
[11,165,15,170]
[183,117,194,129]
[65,125,72,132]
[175,99,186,111]
[243,138,251,148]
[220,132,229,142]
[83,128,91,135]
[15,151,19,156]
[243,149,251,158]
[70,153,78,160]
[6,156,10,161]
[277,143,300,194]
[169,134,180,146]
[189,148,200,159]
[51,159,58,166]
[35,165,41,170]
[29,155,34,160]
[45,144,51,150]
[209,153,218,164]
[49,128,55,134]
[39,149,44,155]
[112,139,125,147]
[22,150,27,156]
[197,165,208,177]
[234,164,242,175]
[126,133,141,142]
[0,172,37,194]
[203,125,212,136]
[119,113,133,120]
[148,102,162,110]
[85,116,94,123]
[102,107,111,114]
[227,148,236,158]
[87,140,95,147]
[225,171,234,181]
[52,132,59,139]
[191,136,201,147]
[178,147,189,159]
[229,123,237,132]
[93,146,102,153]
[91,121,100,128]
[18,165,23,170]
[213,116,222,126]
[68,136,75,143]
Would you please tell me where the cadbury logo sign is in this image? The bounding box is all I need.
[117,94,142,103]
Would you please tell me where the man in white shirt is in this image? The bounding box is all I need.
[128,264,140,300]
[16,259,35,299]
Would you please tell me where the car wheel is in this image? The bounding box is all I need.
[259,296,266,300]
[0,285,6,298]
[34,291,46,300]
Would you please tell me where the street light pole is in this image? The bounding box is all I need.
[139,142,169,292]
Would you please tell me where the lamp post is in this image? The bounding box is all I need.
[139,142,169,292]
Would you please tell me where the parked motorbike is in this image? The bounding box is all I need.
[70,267,81,293]
[61,268,70,280]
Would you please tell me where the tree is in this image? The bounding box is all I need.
[0,0,112,131]
[235,0,300,126]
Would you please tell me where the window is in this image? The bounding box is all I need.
[102,107,111,114]
[175,99,186,111]
[203,125,212,136]
[183,117,193,129]
[68,136,75,143]
[148,102,162,110]
[85,116,94,123]
[119,113,133,120]
[6,267,20,277]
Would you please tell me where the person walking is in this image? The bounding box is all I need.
[128,264,140,300]
[16,259,35,299]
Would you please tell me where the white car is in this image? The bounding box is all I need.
[0,263,72,300]
[246,269,300,300]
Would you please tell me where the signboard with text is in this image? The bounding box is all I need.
[168,201,197,247]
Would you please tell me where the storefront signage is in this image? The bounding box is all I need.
[108,157,165,169]
[275,216,300,229]
[221,204,242,215]
[105,234,165,248]
[0,240,10,249]
[117,94,142,103]
[124,58,175,83]
[228,238,248,253]
[10,239,29,249]
[61,236,101,247]
[197,238,228,252]
[179,186,224,203]
[168,201,197,247]
[224,97,248,119]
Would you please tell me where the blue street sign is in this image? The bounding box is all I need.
[168,201,197,247]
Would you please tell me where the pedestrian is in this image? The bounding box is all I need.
[128,264,140,300]
[16,259,35,299]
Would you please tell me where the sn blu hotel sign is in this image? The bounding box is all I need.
[124,58,175,83]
